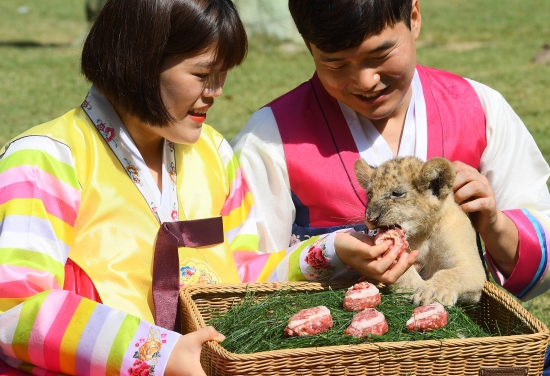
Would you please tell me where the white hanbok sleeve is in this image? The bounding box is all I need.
[469,78,550,300]
[230,107,296,254]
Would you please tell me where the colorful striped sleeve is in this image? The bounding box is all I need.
[218,139,352,284]
[219,138,259,253]
[486,208,550,301]
[0,136,180,375]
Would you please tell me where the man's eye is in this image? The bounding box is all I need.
[326,64,346,71]
[372,53,390,61]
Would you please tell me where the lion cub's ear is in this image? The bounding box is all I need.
[415,157,456,200]
[354,158,375,190]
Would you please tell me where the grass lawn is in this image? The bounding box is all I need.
[1,0,550,329]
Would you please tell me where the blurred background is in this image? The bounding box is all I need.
[0,0,549,325]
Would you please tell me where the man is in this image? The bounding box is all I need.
[231,0,550,301]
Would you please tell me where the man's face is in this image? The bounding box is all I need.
[310,2,421,126]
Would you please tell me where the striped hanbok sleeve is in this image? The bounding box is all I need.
[0,136,180,375]
[486,208,550,301]
[219,138,259,253]
[218,139,352,284]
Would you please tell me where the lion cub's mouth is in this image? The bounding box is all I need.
[367,224,402,237]
[380,224,402,230]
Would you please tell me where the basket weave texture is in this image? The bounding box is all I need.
[180,281,549,376]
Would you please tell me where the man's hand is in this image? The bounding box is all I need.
[452,161,499,234]
[165,326,225,376]
[452,161,518,276]
[334,231,419,284]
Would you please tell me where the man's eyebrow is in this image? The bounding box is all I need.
[319,40,397,62]
[367,40,397,54]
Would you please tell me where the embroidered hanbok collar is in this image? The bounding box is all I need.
[81,85,179,224]
[339,69,428,167]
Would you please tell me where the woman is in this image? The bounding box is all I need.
[0,0,412,374]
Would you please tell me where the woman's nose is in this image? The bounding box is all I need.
[203,72,227,98]
[203,85,223,98]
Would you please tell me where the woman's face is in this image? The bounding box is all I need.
[154,48,227,144]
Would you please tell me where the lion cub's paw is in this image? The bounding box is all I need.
[412,285,458,307]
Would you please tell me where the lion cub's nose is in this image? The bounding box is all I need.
[366,211,380,223]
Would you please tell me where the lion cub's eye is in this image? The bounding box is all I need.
[391,190,406,198]
[367,191,373,200]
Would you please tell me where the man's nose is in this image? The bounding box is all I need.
[355,69,380,92]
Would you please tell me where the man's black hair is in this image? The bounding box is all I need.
[289,0,413,53]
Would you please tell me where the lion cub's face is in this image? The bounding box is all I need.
[354,156,456,239]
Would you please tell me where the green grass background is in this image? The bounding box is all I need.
[1,1,549,326]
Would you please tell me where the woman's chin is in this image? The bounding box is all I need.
[167,129,203,145]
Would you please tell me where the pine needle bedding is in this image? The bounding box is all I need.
[207,284,517,354]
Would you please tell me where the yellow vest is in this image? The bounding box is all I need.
[7,108,242,322]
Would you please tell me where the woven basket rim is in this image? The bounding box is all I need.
[180,280,550,360]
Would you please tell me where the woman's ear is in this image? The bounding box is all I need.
[415,157,456,200]
[354,158,374,190]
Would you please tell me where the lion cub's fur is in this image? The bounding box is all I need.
[354,156,486,306]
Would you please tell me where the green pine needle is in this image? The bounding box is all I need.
[208,284,513,354]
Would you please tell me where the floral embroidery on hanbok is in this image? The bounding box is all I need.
[179,259,220,287]
[94,119,118,146]
[170,203,178,221]
[130,328,168,376]
[82,86,179,224]
[180,265,196,280]
[168,162,177,185]
[124,159,143,186]
[81,98,92,111]
[150,203,161,223]
[304,237,334,280]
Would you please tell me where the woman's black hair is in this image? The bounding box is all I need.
[81,0,247,126]
[289,0,413,53]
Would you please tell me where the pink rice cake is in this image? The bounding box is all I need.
[406,303,449,332]
[284,305,333,337]
[344,308,388,337]
[343,281,381,311]
[374,227,409,268]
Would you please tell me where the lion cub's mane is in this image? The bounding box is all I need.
[354,156,486,306]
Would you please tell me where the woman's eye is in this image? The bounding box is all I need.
[194,73,208,79]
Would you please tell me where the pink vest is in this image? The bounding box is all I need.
[269,65,486,240]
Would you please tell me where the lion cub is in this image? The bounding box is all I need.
[354,156,486,306]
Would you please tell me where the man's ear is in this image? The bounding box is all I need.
[415,157,455,200]
[411,0,422,40]
[303,38,312,55]
[354,158,374,190]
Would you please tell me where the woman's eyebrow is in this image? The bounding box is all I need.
[193,61,215,69]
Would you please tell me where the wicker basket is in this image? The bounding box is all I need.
[179,281,549,376]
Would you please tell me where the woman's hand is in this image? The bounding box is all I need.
[334,231,419,284]
[452,161,518,276]
[165,326,225,376]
